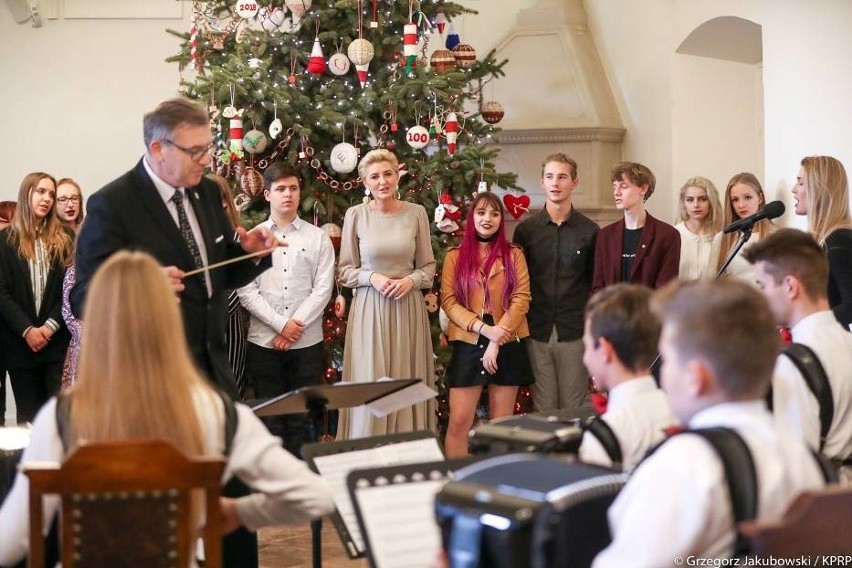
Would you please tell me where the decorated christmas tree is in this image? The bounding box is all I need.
[168,0,529,420]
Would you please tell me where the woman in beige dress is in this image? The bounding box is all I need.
[337,149,437,439]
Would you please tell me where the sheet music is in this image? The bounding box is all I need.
[367,379,438,418]
[354,480,446,568]
[312,438,444,554]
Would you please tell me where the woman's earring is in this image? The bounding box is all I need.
[364,187,370,197]
[396,190,402,200]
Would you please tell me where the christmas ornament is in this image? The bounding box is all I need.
[406,125,430,149]
[424,292,439,313]
[403,23,418,74]
[334,293,347,318]
[240,167,264,197]
[229,116,244,153]
[481,100,505,124]
[189,17,199,70]
[438,308,449,334]
[445,23,461,50]
[235,1,259,19]
[433,11,447,34]
[285,0,312,25]
[259,6,287,33]
[430,49,456,74]
[347,38,375,65]
[503,193,531,220]
[269,102,283,139]
[307,36,327,74]
[329,142,358,174]
[452,43,477,69]
[354,63,369,88]
[444,112,458,155]
[328,52,351,76]
[321,222,342,251]
[434,194,462,233]
[243,129,269,154]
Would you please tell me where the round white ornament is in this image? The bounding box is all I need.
[259,7,287,32]
[329,142,359,174]
[269,118,283,139]
[235,1,259,19]
[328,52,351,76]
[347,38,375,65]
[406,125,430,149]
[243,129,269,154]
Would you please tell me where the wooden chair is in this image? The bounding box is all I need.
[740,485,852,556]
[23,439,226,568]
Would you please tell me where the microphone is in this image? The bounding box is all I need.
[722,200,785,234]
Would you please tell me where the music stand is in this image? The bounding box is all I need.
[250,379,422,568]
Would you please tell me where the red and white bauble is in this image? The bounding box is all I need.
[406,125,430,149]
[452,43,477,69]
[481,100,505,124]
[333,293,347,318]
[444,112,459,155]
[430,49,456,74]
[321,222,342,250]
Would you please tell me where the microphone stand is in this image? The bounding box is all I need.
[716,226,754,278]
[649,226,754,384]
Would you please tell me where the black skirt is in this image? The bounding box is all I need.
[446,330,534,388]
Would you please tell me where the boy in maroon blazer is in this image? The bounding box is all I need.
[592,162,680,292]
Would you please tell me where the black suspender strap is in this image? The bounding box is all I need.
[782,343,833,452]
[583,416,623,469]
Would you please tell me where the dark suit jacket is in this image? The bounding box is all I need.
[70,159,271,399]
[592,213,681,292]
[0,229,71,368]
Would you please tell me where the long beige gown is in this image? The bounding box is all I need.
[337,201,437,439]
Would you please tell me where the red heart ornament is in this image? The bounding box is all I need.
[503,194,530,219]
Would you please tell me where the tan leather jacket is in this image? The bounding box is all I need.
[440,244,531,345]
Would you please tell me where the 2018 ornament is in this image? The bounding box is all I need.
[243,129,269,154]
[306,36,327,74]
[329,142,358,174]
[452,43,477,69]
[481,100,505,124]
[430,49,456,74]
[235,1,259,19]
[406,125,430,149]
[328,52,351,76]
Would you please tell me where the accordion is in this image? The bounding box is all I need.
[435,453,627,568]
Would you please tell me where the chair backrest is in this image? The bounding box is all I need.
[24,439,226,568]
[740,485,852,556]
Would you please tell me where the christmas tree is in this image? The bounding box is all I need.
[167,0,528,420]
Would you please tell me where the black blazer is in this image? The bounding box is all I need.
[0,229,71,368]
[70,159,271,398]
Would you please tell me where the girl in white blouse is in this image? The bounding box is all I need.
[674,176,722,280]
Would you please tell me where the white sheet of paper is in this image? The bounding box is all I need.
[312,437,444,555]
[354,479,447,568]
[366,378,438,418]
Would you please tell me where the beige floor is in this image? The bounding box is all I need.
[258,520,369,568]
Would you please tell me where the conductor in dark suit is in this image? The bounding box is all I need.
[70,97,278,568]
[70,97,277,399]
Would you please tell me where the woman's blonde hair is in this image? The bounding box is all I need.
[357,149,398,179]
[716,172,776,272]
[9,172,73,265]
[70,250,216,456]
[800,156,852,245]
[677,176,723,233]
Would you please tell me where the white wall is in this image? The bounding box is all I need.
[0,9,188,200]
[671,53,764,220]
